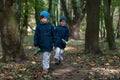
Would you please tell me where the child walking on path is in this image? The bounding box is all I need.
[54,16,69,65]
[34,11,54,74]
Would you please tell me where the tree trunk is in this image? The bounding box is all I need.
[85,0,101,54]
[99,4,106,39]
[0,0,26,62]
[103,0,116,50]
[116,8,120,38]
[48,0,52,13]
[22,0,29,36]
[35,0,40,25]
[69,19,81,39]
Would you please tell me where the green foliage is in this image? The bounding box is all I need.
[24,64,31,69]
[14,69,22,74]
[0,63,4,72]
[112,0,120,7]
[19,0,48,35]
[52,0,59,5]
[29,0,47,10]
[23,35,33,47]
[17,77,25,80]
[68,40,84,45]
[116,39,120,46]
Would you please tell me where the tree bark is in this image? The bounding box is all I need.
[116,8,120,38]
[0,0,26,62]
[48,0,52,13]
[103,0,116,50]
[35,0,40,25]
[22,0,29,36]
[85,0,101,54]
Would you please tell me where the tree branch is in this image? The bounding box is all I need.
[48,0,52,13]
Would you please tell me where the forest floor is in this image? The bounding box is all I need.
[0,35,120,80]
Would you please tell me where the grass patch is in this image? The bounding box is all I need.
[23,35,34,48]
[68,39,84,46]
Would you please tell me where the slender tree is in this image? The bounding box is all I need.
[103,0,116,50]
[85,0,101,54]
[116,8,120,38]
[35,0,40,25]
[99,2,106,39]
[52,0,57,26]
[22,0,29,36]
[48,0,52,13]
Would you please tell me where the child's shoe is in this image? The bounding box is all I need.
[42,69,48,75]
[55,58,61,65]
[42,69,50,79]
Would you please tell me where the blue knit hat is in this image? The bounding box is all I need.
[60,16,67,21]
[40,11,50,19]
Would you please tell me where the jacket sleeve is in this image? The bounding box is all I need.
[64,27,69,42]
[34,25,39,47]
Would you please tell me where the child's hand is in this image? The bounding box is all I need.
[53,47,56,50]
[34,47,41,55]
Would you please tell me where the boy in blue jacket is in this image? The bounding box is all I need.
[34,11,54,74]
[54,16,69,65]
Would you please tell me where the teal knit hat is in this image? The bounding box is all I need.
[60,16,67,21]
[40,11,50,19]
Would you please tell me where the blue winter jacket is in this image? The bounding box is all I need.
[34,22,54,52]
[54,25,69,49]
